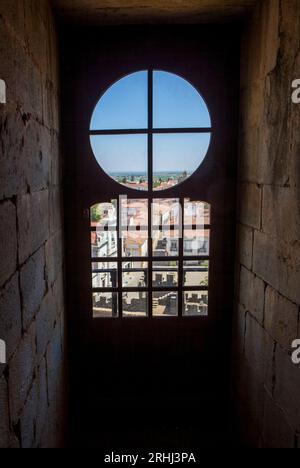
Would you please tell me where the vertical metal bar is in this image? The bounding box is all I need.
[117,196,123,318]
[178,197,184,317]
[148,70,153,318]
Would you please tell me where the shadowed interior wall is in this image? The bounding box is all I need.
[0,0,66,448]
[234,0,300,448]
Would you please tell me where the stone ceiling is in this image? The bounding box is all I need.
[52,0,258,25]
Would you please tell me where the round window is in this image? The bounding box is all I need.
[90,70,212,191]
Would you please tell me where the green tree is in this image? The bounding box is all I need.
[91,205,101,222]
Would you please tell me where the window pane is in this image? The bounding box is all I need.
[92,262,118,288]
[90,71,148,130]
[153,291,178,317]
[93,292,118,318]
[153,133,211,190]
[90,134,148,191]
[183,261,209,287]
[184,199,210,227]
[123,292,148,317]
[91,201,117,229]
[152,198,180,229]
[91,231,118,258]
[153,261,178,287]
[122,261,148,288]
[183,291,208,317]
[122,231,148,257]
[153,71,211,128]
[121,198,148,230]
[152,230,179,257]
[184,229,210,256]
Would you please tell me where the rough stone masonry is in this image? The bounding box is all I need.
[233,0,300,449]
[0,0,66,448]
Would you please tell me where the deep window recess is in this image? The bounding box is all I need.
[89,70,212,318]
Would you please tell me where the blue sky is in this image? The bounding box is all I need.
[90,70,211,175]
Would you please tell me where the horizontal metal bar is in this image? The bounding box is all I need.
[91,255,210,262]
[90,225,211,232]
[90,128,212,136]
[93,267,207,274]
[92,286,209,293]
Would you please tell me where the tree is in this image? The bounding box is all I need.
[91,205,101,222]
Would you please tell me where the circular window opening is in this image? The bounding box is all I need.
[90,70,212,191]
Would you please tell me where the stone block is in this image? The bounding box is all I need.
[23,121,51,193]
[0,375,10,448]
[0,273,22,363]
[265,286,298,350]
[237,224,253,270]
[49,188,62,235]
[20,379,37,448]
[262,389,295,448]
[0,107,26,200]
[46,321,62,408]
[35,358,48,444]
[20,247,46,331]
[52,271,65,315]
[262,186,300,246]
[273,345,300,431]
[253,230,300,305]
[9,322,37,424]
[20,356,48,448]
[17,191,49,265]
[239,183,262,229]
[0,200,17,287]
[45,230,63,289]
[239,266,265,324]
[244,313,274,389]
[36,291,57,361]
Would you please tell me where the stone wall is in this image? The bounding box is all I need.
[0,0,66,448]
[234,0,300,448]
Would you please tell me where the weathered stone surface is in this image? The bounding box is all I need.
[239,266,265,324]
[0,0,65,448]
[0,375,10,448]
[239,182,262,229]
[20,247,46,331]
[20,379,37,448]
[49,188,62,234]
[52,271,65,314]
[237,224,253,270]
[262,390,295,448]
[17,191,49,265]
[53,0,258,25]
[9,322,37,424]
[235,0,300,449]
[253,230,300,305]
[35,358,49,444]
[240,0,279,88]
[235,357,265,447]
[244,313,274,388]
[265,286,298,350]
[0,273,22,363]
[0,200,17,287]
[45,230,63,288]
[46,320,63,408]
[262,185,300,245]
[36,291,57,361]
[20,357,48,448]
[273,345,300,431]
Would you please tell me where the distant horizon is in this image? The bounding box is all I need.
[111,170,191,176]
